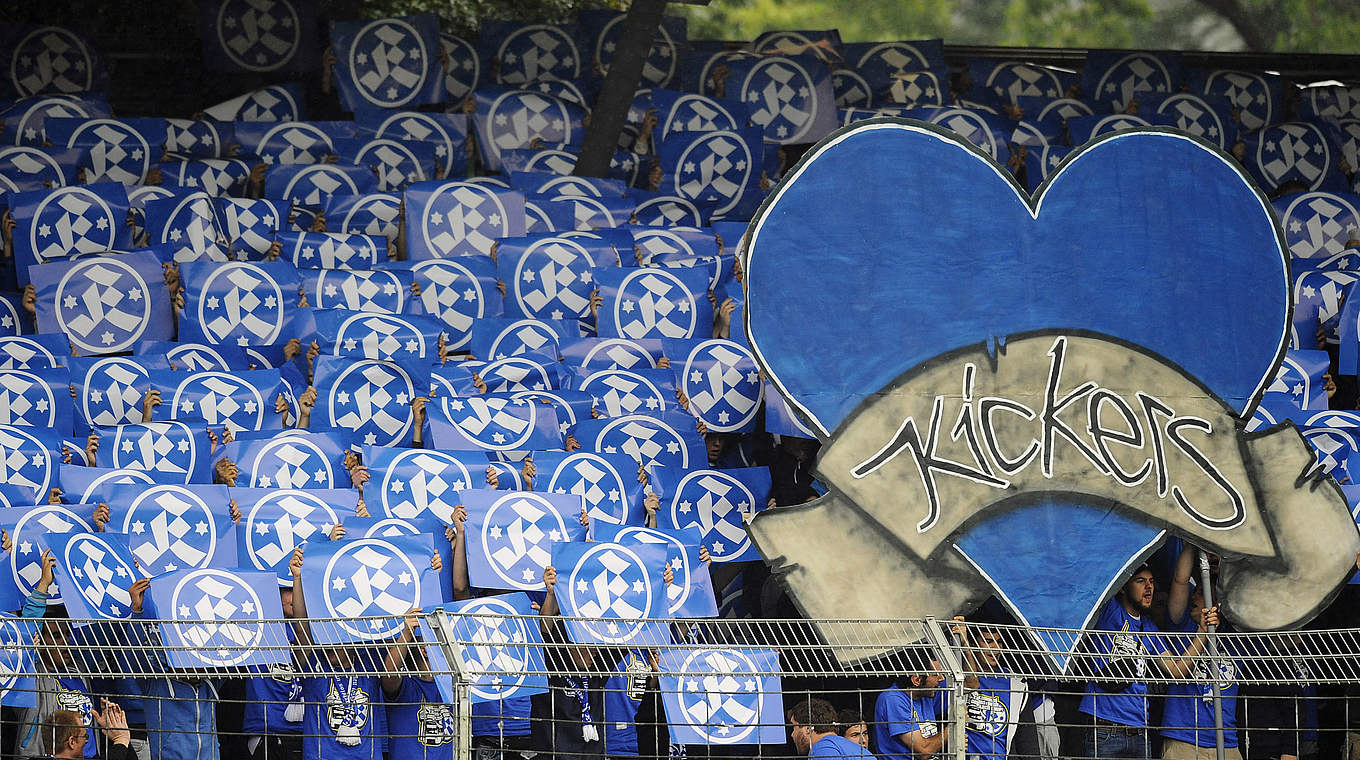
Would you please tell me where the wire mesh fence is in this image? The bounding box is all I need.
[3,612,1360,760]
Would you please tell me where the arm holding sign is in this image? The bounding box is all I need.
[20,549,57,618]
[540,565,560,627]
[380,610,423,696]
[290,547,315,651]
[1156,606,1220,680]
[448,505,472,601]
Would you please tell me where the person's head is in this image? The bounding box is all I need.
[787,697,838,755]
[1117,564,1155,615]
[44,710,85,758]
[907,658,944,693]
[279,586,295,618]
[704,432,735,465]
[37,616,73,670]
[837,709,869,749]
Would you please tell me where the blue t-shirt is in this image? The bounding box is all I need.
[964,674,1027,760]
[471,696,533,738]
[874,683,944,760]
[810,734,868,758]
[1079,598,1169,727]
[1160,615,1237,748]
[300,656,389,760]
[602,651,649,756]
[387,677,455,760]
[244,662,305,735]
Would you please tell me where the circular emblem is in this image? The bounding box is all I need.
[215,0,300,72]
[30,187,118,264]
[347,19,430,107]
[244,490,340,570]
[681,340,764,432]
[171,371,266,432]
[378,449,472,522]
[563,542,654,643]
[668,469,757,561]
[168,568,269,667]
[453,595,536,700]
[439,32,479,101]
[673,649,766,744]
[326,359,416,446]
[673,131,753,216]
[610,269,699,339]
[322,539,422,639]
[411,259,486,341]
[55,259,151,354]
[496,24,580,85]
[597,415,691,468]
[61,533,138,618]
[197,262,286,345]
[480,492,570,588]
[739,57,819,143]
[68,119,151,184]
[545,452,630,525]
[419,182,513,257]
[11,27,94,96]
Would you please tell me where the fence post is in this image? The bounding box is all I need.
[427,610,473,760]
[923,617,968,760]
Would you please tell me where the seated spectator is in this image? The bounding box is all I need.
[837,709,869,750]
[790,697,865,757]
[874,659,947,760]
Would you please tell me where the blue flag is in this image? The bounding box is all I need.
[219,430,352,488]
[632,193,714,228]
[323,193,402,241]
[198,0,318,73]
[0,366,72,434]
[179,261,301,347]
[662,339,763,433]
[264,162,379,209]
[311,356,424,447]
[530,451,644,528]
[403,180,528,260]
[0,426,65,509]
[654,467,772,563]
[445,592,549,702]
[45,118,167,186]
[1081,50,1182,110]
[232,120,352,165]
[718,54,836,145]
[0,145,83,190]
[551,540,670,647]
[56,466,172,505]
[0,503,96,607]
[1187,68,1283,133]
[2,25,108,97]
[232,487,355,581]
[9,183,133,280]
[148,368,286,435]
[1242,121,1345,194]
[164,118,234,158]
[560,337,664,371]
[1,94,110,147]
[478,21,581,86]
[648,88,750,143]
[460,489,586,591]
[572,412,705,470]
[654,124,766,220]
[354,110,469,180]
[68,355,168,430]
[594,267,713,340]
[144,192,229,262]
[363,445,490,522]
[471,87,586,173]
[334,136,437,191]
[497,235,616,322]
[593,523,717,618]
[41,532,148,623]
[1141,93,1236,149]
[150,567,290,668]
[202,84,305,122]
[473,353,564,393]
[300,535,441,644]
[575,368,678,418]
[301,268,415,313]
[1067,113,1154,146]
[658,647,783,746]
[94,421,209,484]
[426,394,563,452]
[397,257,503,350]
[0,616,37,707]
[468,317,578,361]
[531,194,637,232]
[314,310,444,364]
[1264,350,1331,410]
[330,14,445,111]
[136,341,252,372]
[103,483,236,574]
[30,252,172,356]
[160,158,253,197]
[275,231,387,270]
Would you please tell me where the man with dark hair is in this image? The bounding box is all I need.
[1080,564,1220,759]
[954,615,1028,759]
[874,659,947,760]
[837,709,869,750]
[789,697,865,758]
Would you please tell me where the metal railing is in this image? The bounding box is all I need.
[6,612,1360,760]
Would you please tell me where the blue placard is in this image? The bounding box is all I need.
[658,647,783,745]
[299,535,441,644]
[232,487,354,582]
[330,14,445,112]
[460,489,586,591]
[654,467,772,563]
[41,532,149,623]
[551,540,671,647]
[593,523,717,618]
[572,412,706,470]
[593,267,713,341]
[30,252,172,356]
[530,450,644,528]
[445,592,549,702]
[425,394,563,452]
[151,567,290,669]
[104,483,236,575]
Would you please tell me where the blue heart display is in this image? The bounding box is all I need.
[745,120,1291,654]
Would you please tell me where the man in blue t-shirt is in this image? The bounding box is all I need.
[1080,564,1220,759]
[954,615,1028,760]
[1161,546,1239,760]
[790,697,866,758]
[601,650,653,758]
[874,660,947,760]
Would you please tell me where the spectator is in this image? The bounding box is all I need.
[242,582,305,760]
[953,614,1030,759]
[47,703,137,760]
[873,659,947,760]
[1161,546,1240,760]
[1080,564,1220,759]
[837,709,869,750]
[789,697,865,757]
[599,649,655,759]
[18,551,96,759]
[384,628,456,760]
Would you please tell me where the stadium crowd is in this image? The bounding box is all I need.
[1,5,1360,760]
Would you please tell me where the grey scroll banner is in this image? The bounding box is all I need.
[749,333,1360,665]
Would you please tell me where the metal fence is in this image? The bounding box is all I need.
[8,613,1360,760]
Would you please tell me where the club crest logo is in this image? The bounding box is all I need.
[438,396,537,450]
[420,183,513,257]
[322,539,422,639]
[487,319,558,358]
[596,415,691,468]
[674,132,753,216]
[214,0,300,72]
[739,58,818,143]
[244,491,340,569]
[197,263,286,346]
[495,25,580,85]
[1277,192,1360,259]
[596,14,674,86]
[122,486,218,574]
[347,19,430,107]
[669,471,757,561]
[171,371,267,432]
[81,358,151,427]
[481,492,569,588]
[986,61,1062,101]
[580,369,667,418]
[69,119,151,184]
[1093,53,1172,106]
[335,314,428,361]
[672,649,767,744]
[110,421,198,477]
[168,568,268,666]
[30,187,118,264]
[611,270,699,339]
[513,238,594,321]
[378,449,471,522]
[325,360,415,446]
[563,543,655,642]
[10,505,90,603]
[681,340,763,432]
[1255,123,1331,191]
[248,438,336,488]
[0,370,57,428]
[1156,94,1226,147]
[1204,71,1272,132]
[10,27,95,95]
[61,534,138,618]
[545,452,630,525]
[485,92,575,165]
[439,33,479,101]
[411,260,486,339]
[339,194,401,238]
[256,122,332,166]
[54,258,151,354]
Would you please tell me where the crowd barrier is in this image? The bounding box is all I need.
[8,613,1360,760]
